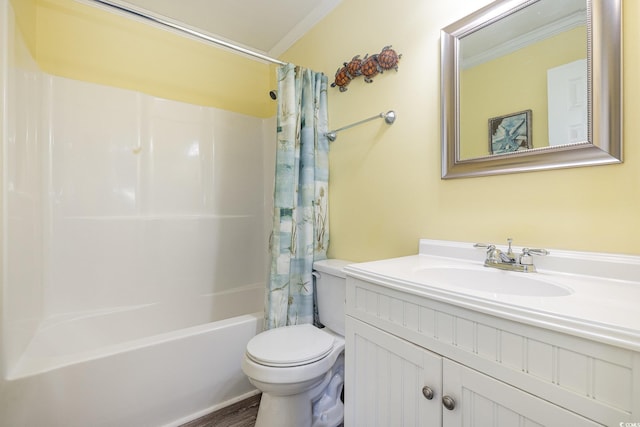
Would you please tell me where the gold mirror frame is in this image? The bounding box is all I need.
[441,0,622,179]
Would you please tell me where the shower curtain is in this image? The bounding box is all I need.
[265,64,329,330]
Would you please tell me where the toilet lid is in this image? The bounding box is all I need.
[246,324,335,367]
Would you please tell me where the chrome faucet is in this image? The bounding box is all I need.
[474,238,548,273]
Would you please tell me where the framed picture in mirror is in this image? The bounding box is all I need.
[488,109,532,155]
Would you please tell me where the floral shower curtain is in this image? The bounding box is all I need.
[265,63,329,330]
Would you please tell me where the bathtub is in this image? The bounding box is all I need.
[2,285,264,427]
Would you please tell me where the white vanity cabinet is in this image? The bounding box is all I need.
[347,316,443,426]
[344,275,639,427]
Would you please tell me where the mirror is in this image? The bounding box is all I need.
[441,0,622,179]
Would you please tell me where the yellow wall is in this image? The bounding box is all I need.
[11,0,276,118]
[10,0,36,54]
[11,0,640,259]
[282,0,640,260]
[460,27,587,158]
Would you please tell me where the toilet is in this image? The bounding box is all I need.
[241,259,351,427]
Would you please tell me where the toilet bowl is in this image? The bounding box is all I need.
[241,259,351,427]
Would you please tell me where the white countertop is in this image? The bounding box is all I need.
[345,240,640,352]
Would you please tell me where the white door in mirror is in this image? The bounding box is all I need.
[548,58,588,146]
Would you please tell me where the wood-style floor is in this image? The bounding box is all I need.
[180,394,260,427]
[180,393,344,427]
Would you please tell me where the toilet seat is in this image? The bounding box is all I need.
[246,324,335,367]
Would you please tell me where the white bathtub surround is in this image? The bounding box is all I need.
[1,1,274,424]
[1,0,45,377]
[344,239,640,426]
[41,76,269,319]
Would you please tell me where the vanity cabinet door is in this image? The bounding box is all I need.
[442,359,603,427]
[345,317,442,427]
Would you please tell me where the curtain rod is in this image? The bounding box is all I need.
[84,0,288,66]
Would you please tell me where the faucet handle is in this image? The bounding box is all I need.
[473,243,492,249]
[523,248,549,256]
[520,248,549,266]
[475,243,504,264]
[474,243,497,255]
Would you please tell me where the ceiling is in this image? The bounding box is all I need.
[460,0,586,68]
[110,0,342,58]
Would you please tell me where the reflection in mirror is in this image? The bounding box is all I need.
[441,0,622,178]
[460,0,587,160]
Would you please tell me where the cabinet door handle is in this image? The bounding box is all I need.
[442,395,456,411]
[421,386,434,400]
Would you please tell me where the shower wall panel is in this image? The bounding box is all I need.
[42,75,268,318]
[2,1,44,374]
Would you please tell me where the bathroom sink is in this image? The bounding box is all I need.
[413,266,573,297]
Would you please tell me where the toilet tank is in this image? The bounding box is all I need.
[313,259,352,336]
